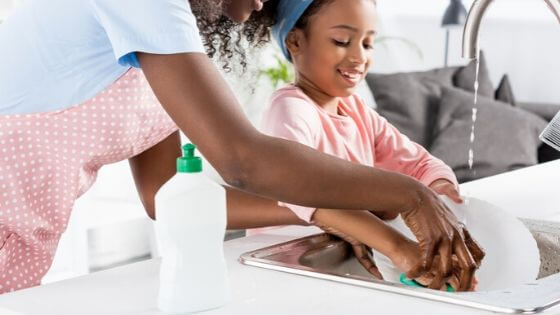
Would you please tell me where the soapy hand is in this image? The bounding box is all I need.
[427,179,486,290]
[429,179,463,204]
[446,229,485,291]
[375,179,462,221]
[392,236,480,291]
[314,222,384,280]
[400,184,485,291]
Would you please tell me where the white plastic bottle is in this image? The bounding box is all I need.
[155,143,231,314]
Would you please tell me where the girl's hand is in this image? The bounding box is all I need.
[429,179,463,204]
[389,237,425,281]
[314,221,384,280]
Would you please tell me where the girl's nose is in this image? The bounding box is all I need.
[349,46,368,64]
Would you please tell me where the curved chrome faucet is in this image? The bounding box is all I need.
[462,0,560,59]
[462,0,560,152]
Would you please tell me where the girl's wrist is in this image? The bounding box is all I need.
[386,236,419,272]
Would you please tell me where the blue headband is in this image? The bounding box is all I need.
[272,0,314,61]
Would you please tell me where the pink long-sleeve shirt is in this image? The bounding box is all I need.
[254,85,457,229]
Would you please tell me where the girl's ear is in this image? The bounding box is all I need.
[285,29,304,59]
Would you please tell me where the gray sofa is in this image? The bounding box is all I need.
[364,52,560,183]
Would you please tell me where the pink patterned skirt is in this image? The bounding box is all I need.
[0,68,178,293]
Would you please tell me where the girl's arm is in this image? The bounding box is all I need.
[137,52,481,291]
[313,209,421,276]
[314,209,479,291]
[371,109,458,189]
[370,109,463,203]
[226,187,308,229]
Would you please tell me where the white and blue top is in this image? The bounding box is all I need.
[0,0,206,115]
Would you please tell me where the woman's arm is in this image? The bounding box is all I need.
[127,132,306,228]
[137,52,417,214]
[137,52,481,291]
[129,131,182,220]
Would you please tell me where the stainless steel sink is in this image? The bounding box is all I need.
[240,223,560,314]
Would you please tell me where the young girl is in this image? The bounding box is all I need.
[248,0,484,290]
[0,0,479,293]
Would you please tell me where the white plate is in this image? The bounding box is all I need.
[373,196,540,291]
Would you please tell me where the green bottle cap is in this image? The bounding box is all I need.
[177,143,202,173]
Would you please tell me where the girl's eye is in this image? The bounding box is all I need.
[363,43,374,50]
[332,39,350,47]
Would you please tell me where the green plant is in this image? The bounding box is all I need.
[260,55,295,88]
[261,36,422,88]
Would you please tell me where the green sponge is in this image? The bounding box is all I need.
[399,273,455,292]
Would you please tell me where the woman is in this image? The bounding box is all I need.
[0,0,479,293]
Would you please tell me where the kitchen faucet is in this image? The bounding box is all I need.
[462,0,560,58]
[462,0,560,152]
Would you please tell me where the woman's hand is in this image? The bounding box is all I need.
[429,179,463,204]
[390,237,480,291]
[401,184,485,291]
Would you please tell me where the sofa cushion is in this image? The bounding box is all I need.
[411,66,459,86]
[453,51,494,99]
[365,67,457,147]
[430,87,548,182]
[495,74,516,106]
[517,102,560,122]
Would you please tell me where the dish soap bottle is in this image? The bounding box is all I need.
[155,143,231,314]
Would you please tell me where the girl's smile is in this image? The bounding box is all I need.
[337,67,365,87]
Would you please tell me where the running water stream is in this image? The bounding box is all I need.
[468,51,480,174]
[463,50,480,205]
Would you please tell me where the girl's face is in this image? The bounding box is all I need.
[223,0,268,23]
[289,0,378,98]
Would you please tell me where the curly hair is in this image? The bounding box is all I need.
[190,0,280,72]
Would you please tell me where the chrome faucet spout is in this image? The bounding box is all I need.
[462,0,560,60]
[462,0,560,152]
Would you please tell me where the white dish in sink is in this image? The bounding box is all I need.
[376,196,540,291]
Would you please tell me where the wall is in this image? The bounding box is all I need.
[0,0,21,19]
[374,0,560,104]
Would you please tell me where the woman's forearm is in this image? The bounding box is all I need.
[138,52,425,218]
[237,134,424,217]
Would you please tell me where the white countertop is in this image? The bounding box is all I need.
[461,160,560,221]
[0,160,559,315]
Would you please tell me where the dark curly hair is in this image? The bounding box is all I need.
[190,0,280,72]
[189,0,375,72]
